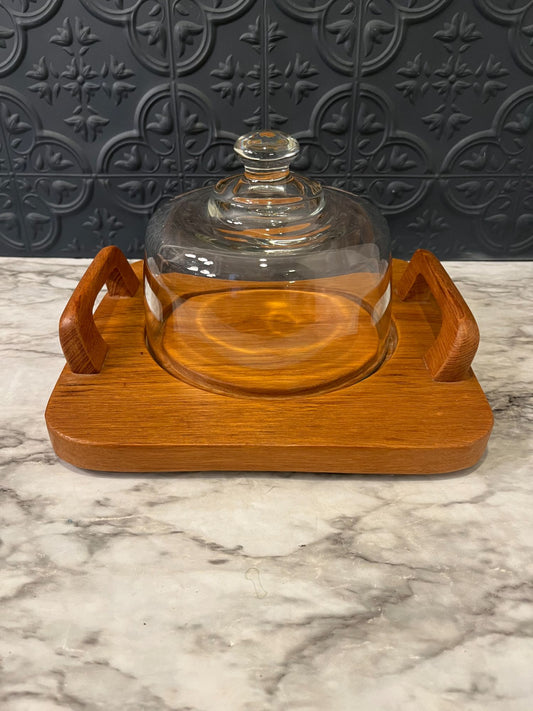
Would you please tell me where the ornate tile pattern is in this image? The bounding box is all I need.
[0,0,532,258]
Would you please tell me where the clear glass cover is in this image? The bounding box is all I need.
[144,129,393,397]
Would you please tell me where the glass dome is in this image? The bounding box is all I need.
[144,129,393,397]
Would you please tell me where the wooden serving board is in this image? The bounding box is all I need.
[45,249,493,474]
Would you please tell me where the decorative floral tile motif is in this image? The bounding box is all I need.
[0,0,531,258]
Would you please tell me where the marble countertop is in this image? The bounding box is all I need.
[1,257,532,711]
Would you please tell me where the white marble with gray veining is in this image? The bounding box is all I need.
[1,257,532,711]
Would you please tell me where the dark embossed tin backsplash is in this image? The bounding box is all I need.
[0,0,532,259]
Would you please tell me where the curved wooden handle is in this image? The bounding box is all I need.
[396,249,479,382]
[59,246,139,374]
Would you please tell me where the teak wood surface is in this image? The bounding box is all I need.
[46,249,494,474]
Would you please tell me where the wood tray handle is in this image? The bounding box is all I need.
[396,249,479,382]
[59,246,139,374]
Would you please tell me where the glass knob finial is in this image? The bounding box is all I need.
[234,130,299,173]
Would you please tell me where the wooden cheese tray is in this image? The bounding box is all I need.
[45,247,493,474]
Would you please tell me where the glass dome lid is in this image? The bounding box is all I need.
[144,129,393,398]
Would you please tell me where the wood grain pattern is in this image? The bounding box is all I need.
[146,266,391,397]
[396,249,479,381]
[46,252,493,474]
[59,246,139,374]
